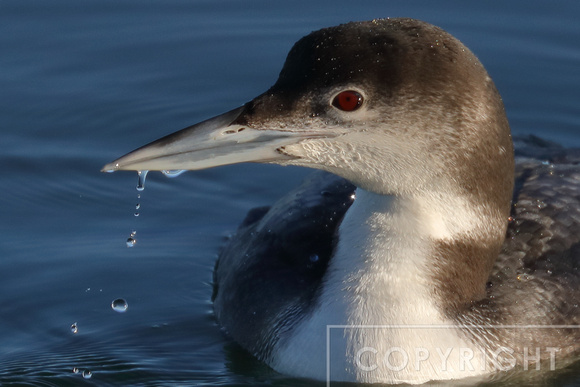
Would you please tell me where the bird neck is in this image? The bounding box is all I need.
[272,188,499,383]
[327,187,502,325]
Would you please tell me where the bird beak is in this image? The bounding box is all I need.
[102,105,329,173]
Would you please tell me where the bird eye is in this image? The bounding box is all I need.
[332,90,363,112]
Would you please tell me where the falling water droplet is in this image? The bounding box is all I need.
[126,172,147,248]
[70,322,78,334]
[128,171,147,246]
[111,298,128,313]
[162,170,186,178]
[136,170,149,192]
[134,196,142,218]
[126,230,137,248]
[82,370,92,379]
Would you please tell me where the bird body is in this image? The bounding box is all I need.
[104,18,580,384]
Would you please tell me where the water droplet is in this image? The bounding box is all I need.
[72,367,79,374]
[136,170,149,192]
[128,173,145,247]
[134,196,142,217]
[126,231,137,247]
[126,237,136,247]
[82,369,92,379]
[71,322,78,334]
[309,254,320,263]
[162,170,186,178]
[112,298,128,313]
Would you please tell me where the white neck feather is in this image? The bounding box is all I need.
[272,188,490,384]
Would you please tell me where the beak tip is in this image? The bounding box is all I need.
[101,162,119,173]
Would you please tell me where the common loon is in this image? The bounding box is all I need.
[103,18,580,384]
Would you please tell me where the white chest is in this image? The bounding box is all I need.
[271,190,489,384]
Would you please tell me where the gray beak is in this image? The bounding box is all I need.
[102,105,325,172]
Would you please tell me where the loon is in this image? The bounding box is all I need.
[103,19,580,384]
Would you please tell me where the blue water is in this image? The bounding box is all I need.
[1,1,579,385]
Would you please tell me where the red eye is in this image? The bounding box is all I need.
[332,90,363,111]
